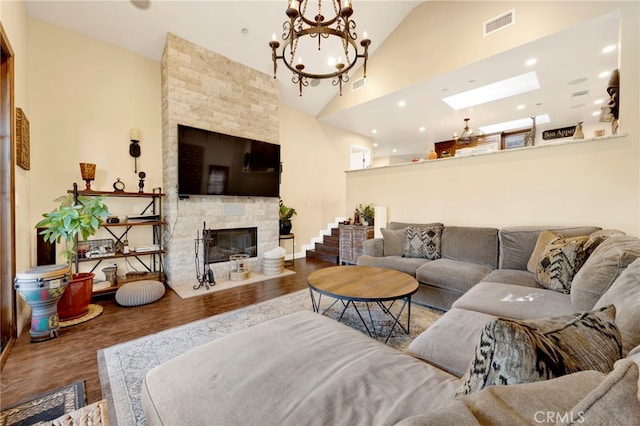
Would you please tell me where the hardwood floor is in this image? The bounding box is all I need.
[0,257,333,409]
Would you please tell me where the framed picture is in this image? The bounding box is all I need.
[16,107,30,170]
[501,129,529,150]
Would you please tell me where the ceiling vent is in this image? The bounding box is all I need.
[572,89,590,98]
[352,77,366,92]
[484,9,515,36]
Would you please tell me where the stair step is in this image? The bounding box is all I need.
[315,242,338,253]
[305,249,339,264]
[322,235,339,246]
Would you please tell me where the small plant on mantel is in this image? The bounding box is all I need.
[279,199,297,235]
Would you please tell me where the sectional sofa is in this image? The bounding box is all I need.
[142,224,640,425]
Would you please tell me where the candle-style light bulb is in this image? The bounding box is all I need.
[363,31,368,39]
[272,33,276,41]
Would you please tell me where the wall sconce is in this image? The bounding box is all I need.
[130,128,141,173]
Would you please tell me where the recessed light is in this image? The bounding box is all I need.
[592,111,601,116]
[594,99,604,105]
[442,71,540,110]
[525,58,537,66]
[419,127,425,132]
[599,71,611,79]
[327,57,336,66]
[392,149,397,153]
[517,104,525,110]
[371,129,377,134]
[373,143,378,147]
[398,101,406,107]
[602,45,617,54]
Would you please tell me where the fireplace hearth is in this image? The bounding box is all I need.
[203,227,257,264]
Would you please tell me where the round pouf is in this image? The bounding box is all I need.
[115,280,165,307]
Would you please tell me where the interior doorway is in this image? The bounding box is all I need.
[0,23,17,370]
[349,144,371,170]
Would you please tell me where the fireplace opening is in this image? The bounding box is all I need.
[203,227,257,264]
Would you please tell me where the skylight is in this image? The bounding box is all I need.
[442,71,541,110]
[479,114,550,134]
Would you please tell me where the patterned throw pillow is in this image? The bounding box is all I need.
[535,234,599,293]
[455,305,622,397]
[402,226,442,259]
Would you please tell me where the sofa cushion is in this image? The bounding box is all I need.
[407,308,496,377]
[142,311,461,426]
[572,234,640,311]
[595,257,640,356]
[357,255,430,276]
[415,259,492,294]
[397,369,606,426]
[534,233,595,294]
[498,226,600,270]
[455,305,622,396]
[441,226,499,269]
[403,226,442,259]
[481,269,539,288]
[560,359,640,426]
[381,228,405,256]
[452,282,575,320]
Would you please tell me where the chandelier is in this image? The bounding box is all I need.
[453,118,478,145]
[268,0,371,96]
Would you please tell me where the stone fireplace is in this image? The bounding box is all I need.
[161,33,280,287]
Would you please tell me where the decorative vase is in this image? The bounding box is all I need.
[427,150,437,160]
[279,219,292,235]
[57,272,94,321]
[573,122,584,139]
[79,163,96,191]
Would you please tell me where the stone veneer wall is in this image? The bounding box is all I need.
[161,33,280,287]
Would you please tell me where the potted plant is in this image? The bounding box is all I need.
[356,203,375,226]
[279,199,297,235]
[36,192,110,320]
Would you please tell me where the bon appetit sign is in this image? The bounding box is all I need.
[542,126,577,140]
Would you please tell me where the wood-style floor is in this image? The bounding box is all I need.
[0,257,334,409]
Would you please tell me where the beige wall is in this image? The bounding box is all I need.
[344,1,640,236]
[279,104,372,253]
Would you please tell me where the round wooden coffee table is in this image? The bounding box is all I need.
[307,265,419,343]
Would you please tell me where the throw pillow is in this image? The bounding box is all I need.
[455,305,622,397]
[402,226,442,259]
[527,230,559,273]
[380,228,406,257]
[535,234,597,293]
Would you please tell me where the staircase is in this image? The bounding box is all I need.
[305,226,340,264]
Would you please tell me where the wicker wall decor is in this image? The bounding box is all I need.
[16,107,30,170]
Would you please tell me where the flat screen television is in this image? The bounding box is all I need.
[177,124,281,198]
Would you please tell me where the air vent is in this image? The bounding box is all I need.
[484,9,515,36]
[352,77,366,91]
[572,89,590,98]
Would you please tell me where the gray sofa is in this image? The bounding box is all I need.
[358,222,604,310]
[142,228,640,425]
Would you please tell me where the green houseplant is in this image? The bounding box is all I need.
[36,193,110,320]
[356,203,375,226]
[279,199,297,235]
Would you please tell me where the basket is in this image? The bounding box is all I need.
[263,257,284,275]
[77,238,115,259]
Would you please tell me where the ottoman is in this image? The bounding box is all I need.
[115,280,165,307]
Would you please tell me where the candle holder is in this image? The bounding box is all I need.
[79,162,96,191]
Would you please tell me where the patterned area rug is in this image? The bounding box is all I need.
[0,381,85,425]
[98,289,442,426]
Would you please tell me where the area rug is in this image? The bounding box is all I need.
[97,289,442,426]
[60,304,103,328]
[171,269,295,299]
[0,380,85,425]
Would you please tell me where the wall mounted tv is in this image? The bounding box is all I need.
[177,124,281,198]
